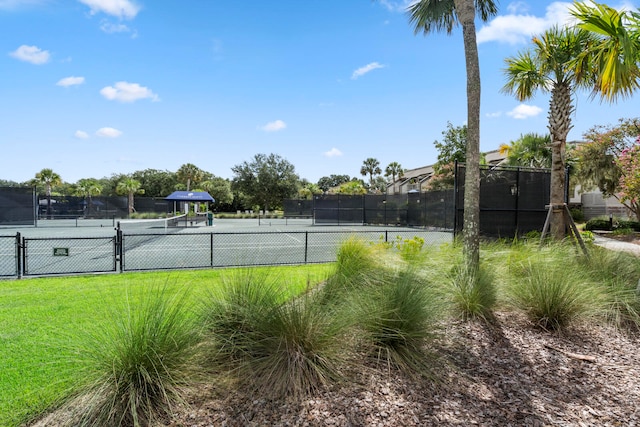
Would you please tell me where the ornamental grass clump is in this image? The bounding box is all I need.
[575,247,640,330]
[505,254,602,331]
[201,269,346,400]
[354,268,442,376]
[62,285,201,427]
[320,237,384,304]
[444,263,496,321]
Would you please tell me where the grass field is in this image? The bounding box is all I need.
[0,265,333,427]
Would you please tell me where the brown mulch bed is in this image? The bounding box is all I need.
[164,312,640,427]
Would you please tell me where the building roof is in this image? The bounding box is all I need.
[165,191,215,202]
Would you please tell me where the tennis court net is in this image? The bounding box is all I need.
[117,214,187,233]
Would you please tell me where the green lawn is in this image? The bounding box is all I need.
[0,265,332,427]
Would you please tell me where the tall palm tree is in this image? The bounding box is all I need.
[571,2,640,101]
[502,26,596,240]
[385,162,405,184]
[116,178,143,216]
[75,178,103,217]
[35,168,62,219]
[408,0,498,270]
[176,163,204,192]
[360,158,381,187]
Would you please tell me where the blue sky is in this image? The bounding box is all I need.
[2,0,639,185]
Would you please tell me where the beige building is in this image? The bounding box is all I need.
[387,149,506,194]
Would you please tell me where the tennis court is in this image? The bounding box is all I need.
[0,216,453,277]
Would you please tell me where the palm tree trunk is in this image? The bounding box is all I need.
[128,192,134,215]
[46,184,52,220]
[548,83,573,239]
[455,0,481,271]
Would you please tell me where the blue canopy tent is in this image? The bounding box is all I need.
[165,191,215,217]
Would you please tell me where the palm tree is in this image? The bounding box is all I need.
[116,178,143,216]
[35,168,61,219]
[176,163,204,191]
[502,26,596,240]
[360,158,381,188]
[501,133,552,168]
[385,162,404,184]
[75,179,103,217]
[571,2,640,102]
[408,0,498,270]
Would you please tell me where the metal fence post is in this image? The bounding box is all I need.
[304,231,308,264]
[16,232,22,279]
[210,233,214,267]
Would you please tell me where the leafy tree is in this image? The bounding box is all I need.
[317,174,351,192]
[502,25,596,239]
[231,153,300,211]
[99,174,128,196]
[434,122,468,166]
[199,177,233,206]
[331,180,366,195]
[360,158,381,188]
[499,133,552,168]
[176,163,204,191]
[574,118,640,220]
[370,176,388,194]
[74,178,103,217]
[0,179,22,187]
[298,181,322,199]
[35,168,62,218]
[384,162,405,183]
[429,122,467,189]
[617,143,640,221]
[409,0,497,270]
[131,169,177,197]
[116,177,144,215]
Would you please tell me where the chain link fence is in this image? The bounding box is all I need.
[22,237,117,276]
[0,235,18,277]
[0,228,452,277]
[119,229,451,272]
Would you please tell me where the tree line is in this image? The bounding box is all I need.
[0,155,410,215]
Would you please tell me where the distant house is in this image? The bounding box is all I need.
[387,149,506,194]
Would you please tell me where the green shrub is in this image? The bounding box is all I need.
[584,217,613,231]
[62,285,201,427]
[569,207,585,223]
[617,220,640,231]
[612,227,634,236]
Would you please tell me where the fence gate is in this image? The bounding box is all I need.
[22,236,117,276]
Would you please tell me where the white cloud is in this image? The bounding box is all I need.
[96,127,123,138]
[377,0,413,12]
[260,120,287,132]
[507,104,543,119]
[57,76,85,87]
[324,148,343,158]
[486,111,502,118]
[351,62,386,80]
[75,130,89,139]
[100,21,131,33]
[477,2,575,45]
[9,45,50,64]
[78,0,140,19]
[100,81,159,102]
